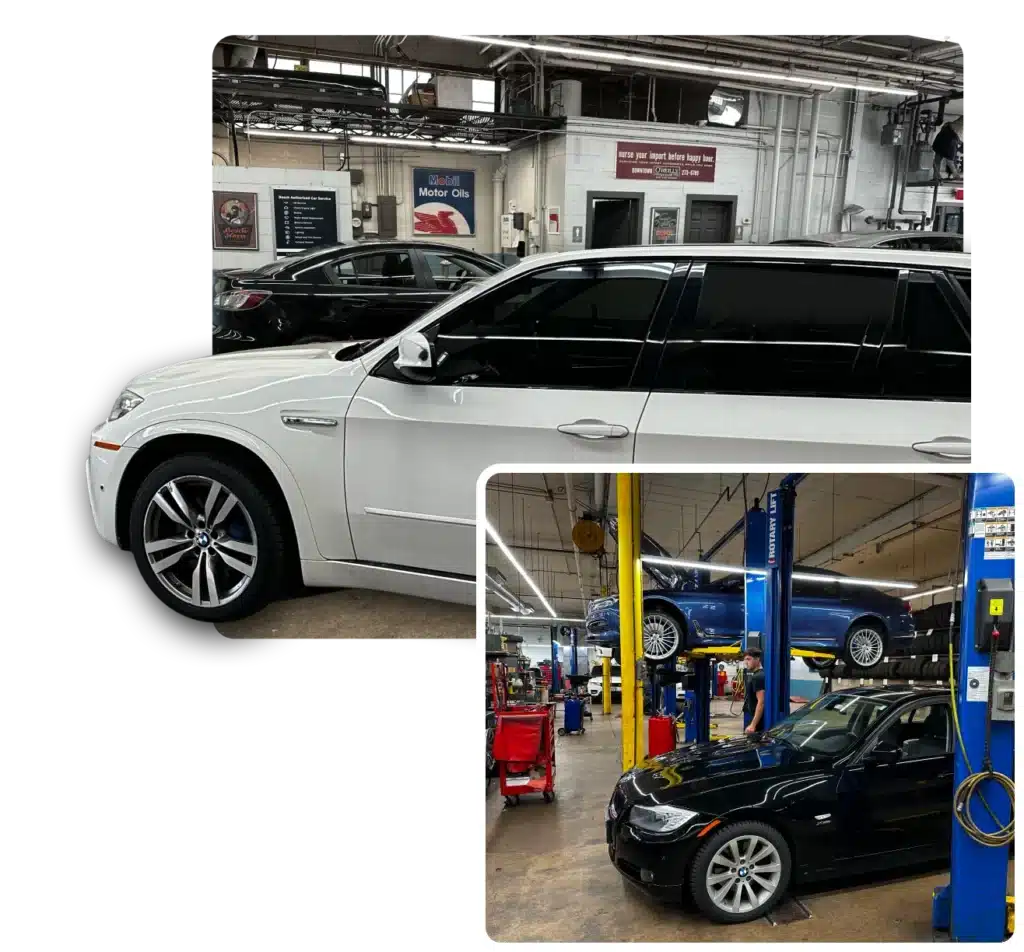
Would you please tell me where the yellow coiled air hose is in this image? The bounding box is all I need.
[947,643,1015,847]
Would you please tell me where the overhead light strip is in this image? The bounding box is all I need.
[489,614,588,625]
[903,584,962,601]
[350,134,510,153]
[244,128,341,141]
[485,519,557,618]
[433,34,918,96]
[642,556,916,591]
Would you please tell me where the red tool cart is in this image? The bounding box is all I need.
[490,680,556,808]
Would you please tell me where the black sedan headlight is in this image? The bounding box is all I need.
[627,804,700,834]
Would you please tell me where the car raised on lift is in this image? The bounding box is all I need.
[89,244,970,622]
[585,559,916,670]
[606,686,954,923]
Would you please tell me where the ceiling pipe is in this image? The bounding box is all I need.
[544,33,937,92]
[564,475,587,609]
[580,35,960,88]
[800,92,822,237]
[767,94,785,241]
[700,34,961,79]
[786,98,805,237]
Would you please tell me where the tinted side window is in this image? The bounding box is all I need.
[879,272,970,402]
[952,272,970,299]
[329,251,417,287]
[793,577,840,599]
[423,251,494,291]
[875,702,951,759]
[655,263,898,398]
[377,261,672,389]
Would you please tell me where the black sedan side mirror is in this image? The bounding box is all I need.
[864,742,902,766]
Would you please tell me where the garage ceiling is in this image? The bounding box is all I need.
[225,35,963,95]
[485,473,965,619]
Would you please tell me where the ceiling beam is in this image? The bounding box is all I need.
[800,487,961,567]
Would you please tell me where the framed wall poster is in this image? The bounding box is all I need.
[650,207,680,244]
[272,189,339,254]
[213,190,259,250]
[413,168,476,235]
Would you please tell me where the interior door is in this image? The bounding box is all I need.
[635,260,971,463]
[684,199,732,243]
[343,260,677,576]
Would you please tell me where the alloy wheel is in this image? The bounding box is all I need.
[705,834,783,916]
[142,475,258,609]
[847,627,885,668]
[642,613,681,661]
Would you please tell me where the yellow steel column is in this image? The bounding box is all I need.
[617,474,637,771]
[631,474,646,763]
[602,655,612,715]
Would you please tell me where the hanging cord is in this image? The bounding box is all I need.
[944,477,1014,848]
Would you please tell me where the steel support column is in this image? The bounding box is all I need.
[934,473,1015,941]
[617,473,645,770]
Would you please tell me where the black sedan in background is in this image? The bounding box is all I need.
[607,687,953,923]
[212,241,505,353]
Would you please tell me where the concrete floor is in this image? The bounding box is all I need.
[486,699,959,942]
[217,588,473,638]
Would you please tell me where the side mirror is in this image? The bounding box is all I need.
[864,742,902,766]
[393,332,436,382]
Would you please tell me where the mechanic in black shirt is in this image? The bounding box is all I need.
[742,648,766,733]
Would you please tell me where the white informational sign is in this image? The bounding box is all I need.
[969,506,1015,560]
[966,666,990,702]
[500,214,515,249]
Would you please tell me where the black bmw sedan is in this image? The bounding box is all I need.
[212,241,505,353]
[607,687,953,924]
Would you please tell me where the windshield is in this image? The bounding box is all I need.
[766,692,891,756]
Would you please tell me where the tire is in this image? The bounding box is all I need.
[802,656,836,673]
[128,454,288,623]
[689,821,792,924]
[842,622,887,670]
[642,607,685,662]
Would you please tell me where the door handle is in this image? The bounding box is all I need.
[911,436,971,460]
[557,419,630,440]
[281,415,339,429]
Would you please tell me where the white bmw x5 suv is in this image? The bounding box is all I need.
[87,244,971,621]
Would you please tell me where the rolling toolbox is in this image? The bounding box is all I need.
[559,697,586,736]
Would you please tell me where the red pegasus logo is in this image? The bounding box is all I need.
[413,210,459,235]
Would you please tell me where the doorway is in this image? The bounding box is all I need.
[585,191,644,249]
[683,195,737,243]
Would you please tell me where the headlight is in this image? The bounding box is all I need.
[108,390,144,422]
[627,804,699,834]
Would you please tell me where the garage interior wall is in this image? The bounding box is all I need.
[214,133,501,256]
[211,163,354,270]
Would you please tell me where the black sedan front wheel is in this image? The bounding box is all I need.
[690,821,791,924]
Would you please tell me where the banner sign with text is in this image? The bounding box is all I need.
[616,142,717,182]
[413,168,475,236]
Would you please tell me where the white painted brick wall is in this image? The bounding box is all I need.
[211,164,353,270]
[214,135,500,256]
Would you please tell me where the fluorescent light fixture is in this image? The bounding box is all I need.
[644,555,767,576]
[434,35,918,97]
[904,584,962,601]
[349,134,510,153]
[642,556,915,591]
[791,572,917,591]
[489,614,587,625]
[485,519,557,618]
[244,128,341,141]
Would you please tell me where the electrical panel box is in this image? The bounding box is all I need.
[974,578,1014,654]
[512,211,527,231]
[975,578,1014,723]
[500,214,515,249]
[377,195,398,238]
[881,122,906,146]
[360,201,373,220]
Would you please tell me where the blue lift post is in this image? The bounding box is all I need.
[932,473,1015,942]
[744,501,769,731]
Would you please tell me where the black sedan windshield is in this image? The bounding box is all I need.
[766,692,891,756]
